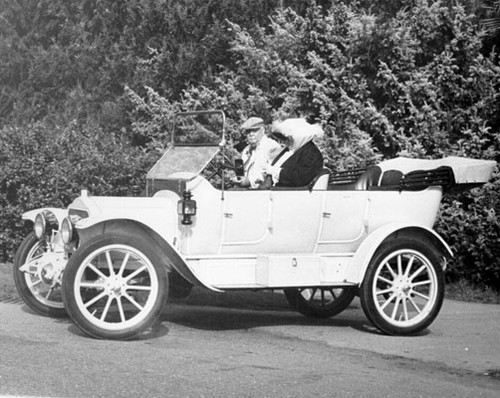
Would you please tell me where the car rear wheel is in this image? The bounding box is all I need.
[284,286,357,318]
[13,232,67,318]
[62,234,168,340]
[359,238,444,335]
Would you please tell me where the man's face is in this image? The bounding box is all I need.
[244,127,264,148]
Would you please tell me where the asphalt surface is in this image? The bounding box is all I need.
[1,296,499,397]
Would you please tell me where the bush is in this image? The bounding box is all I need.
[436,168,500,290]
[0,121,159,261]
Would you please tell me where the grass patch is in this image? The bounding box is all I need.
[445,279,500,304]
[0,262,17,301]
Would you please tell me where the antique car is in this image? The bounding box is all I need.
[13,110,496,340]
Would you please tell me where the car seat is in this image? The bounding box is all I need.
[379,169,403,188]
[354,166,382,190]
[309,168,331,190]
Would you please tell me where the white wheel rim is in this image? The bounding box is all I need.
[372,249,438,328]
[73,244,160,331]
[23,242,65,309]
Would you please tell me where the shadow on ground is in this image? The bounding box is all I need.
[163,287,381,335]
[162,302,376,335]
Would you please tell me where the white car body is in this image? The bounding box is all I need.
[51,156,492,292]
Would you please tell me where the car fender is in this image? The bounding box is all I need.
[75,217,222,293]
[22,208,68,227]
[345,223,453,285]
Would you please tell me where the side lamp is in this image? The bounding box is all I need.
[177,191,197,225]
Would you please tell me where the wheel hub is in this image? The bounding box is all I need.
[22,252,66,286]
[40,263,55,284]
[107,277,126,297]
[394,278,412,298]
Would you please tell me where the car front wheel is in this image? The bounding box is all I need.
[13,232,67,318]
[359,238,445,335]
[62,234,168,340]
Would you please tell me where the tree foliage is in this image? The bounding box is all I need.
[0,0,308,129]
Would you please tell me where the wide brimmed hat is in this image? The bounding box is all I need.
[271,118,324,152]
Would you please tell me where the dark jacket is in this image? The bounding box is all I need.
[276,141,323,187]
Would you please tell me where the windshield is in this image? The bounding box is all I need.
[147,110,226,186]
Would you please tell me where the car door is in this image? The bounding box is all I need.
[220,189,322,254]
[262,189,323,253]
[220,190,271,249]
[317,190,369,252]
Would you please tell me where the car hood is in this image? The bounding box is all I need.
[68,191,179,235]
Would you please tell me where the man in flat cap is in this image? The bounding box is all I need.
[236,116,282,188]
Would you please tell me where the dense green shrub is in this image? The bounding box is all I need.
[0,0,311,131]
[437,171,500,288]
[0,121,159,261]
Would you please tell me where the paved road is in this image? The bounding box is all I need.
[1,295,499,397]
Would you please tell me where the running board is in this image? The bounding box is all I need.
[187,255,354,289]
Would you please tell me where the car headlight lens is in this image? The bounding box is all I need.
[33,211,59,240]
[34,213,46,239]
[61,217,74,244]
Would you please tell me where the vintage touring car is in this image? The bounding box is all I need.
[14,111,497,340]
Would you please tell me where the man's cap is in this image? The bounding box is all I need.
[241,117,264,131]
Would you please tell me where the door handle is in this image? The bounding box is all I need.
[224,213,233,218]
[322,212,331,218]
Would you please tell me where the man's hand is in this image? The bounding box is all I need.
[265,165,280,176]
[231,176,250,187]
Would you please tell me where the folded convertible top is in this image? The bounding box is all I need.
[377,156,496,185]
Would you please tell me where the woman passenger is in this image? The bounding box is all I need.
[265,118,324,187]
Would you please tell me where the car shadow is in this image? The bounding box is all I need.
[162,288,432,337]
[161,302,382,335]
[66,322,171,341]
[17,295,429,339]
[162,288,384,335]
[20,303,69,321]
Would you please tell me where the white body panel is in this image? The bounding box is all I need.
[183,181,442,256]
[180,178,446,289]
[73,193,179,248]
